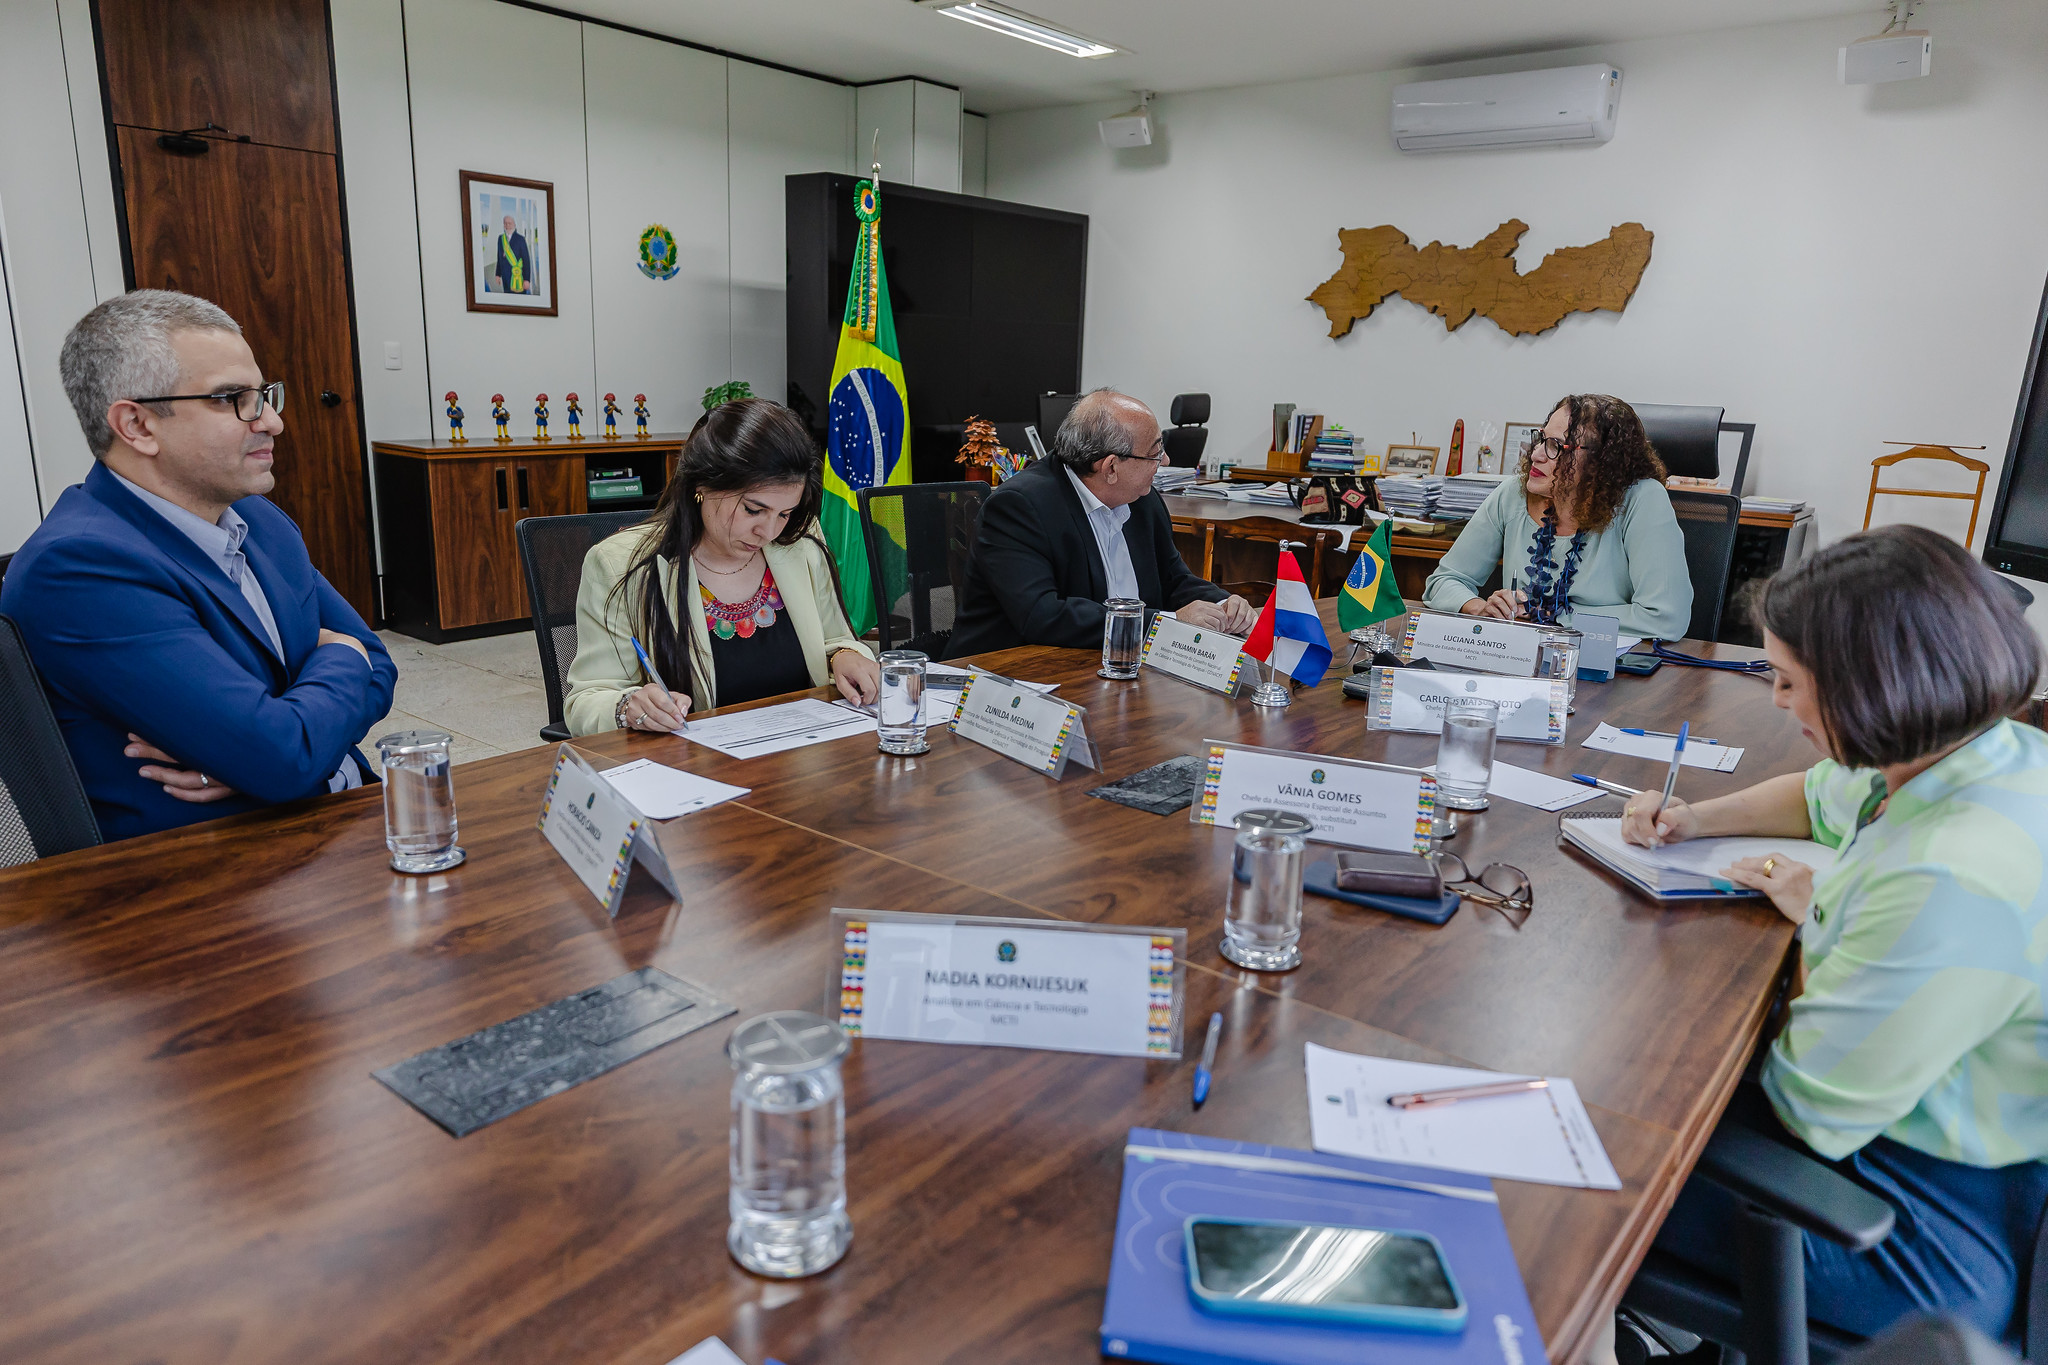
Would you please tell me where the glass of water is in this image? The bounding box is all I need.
[1435,696,1500,811]
[728,1011,852,1278]
[377,730,464,873]
[876,650,929,755]
[1537,627,1584,711]
[1099,598,1146,680]
[1221,809,1312,972]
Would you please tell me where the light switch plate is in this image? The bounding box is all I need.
[382,341,401,370]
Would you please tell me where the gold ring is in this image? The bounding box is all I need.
[1624,804,1636,817]
[1764,858,1778,875]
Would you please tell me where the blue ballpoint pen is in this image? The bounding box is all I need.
[630,636,684,730]
[1192,1012,1222,1109]
[1571,773,1640,798]
[1652,722,1688,825]
[1622,727,1719,745]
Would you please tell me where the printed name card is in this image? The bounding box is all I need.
[1190,741,1436,853]
[951,668,1097,777]
[536,745,679,917]
[1574,612,1621,681]
[833,910,1185,1058]
[1401,610,1545,676]
[1141,615,1249,696]
[1365,668,1570,745]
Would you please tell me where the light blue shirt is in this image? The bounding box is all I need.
[110,471,362,792]
[1063,462,1141,602]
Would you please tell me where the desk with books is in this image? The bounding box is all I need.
[0,602,1808,1364]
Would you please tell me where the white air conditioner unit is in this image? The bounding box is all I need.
[1391,64,1622,153]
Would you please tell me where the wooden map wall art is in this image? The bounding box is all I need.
[1307,219,1653,338]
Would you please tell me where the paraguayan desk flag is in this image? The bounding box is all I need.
[1245,548,1333,687]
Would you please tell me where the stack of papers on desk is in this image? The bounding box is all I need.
[1181,481,1294,506]
[1434,474,1502,518]
[1152,466,1200,493]
[597,758,748,819]
[678,698,875,759]
[1560,815,1837,897]
[1305,1044,1620,1189]
[1375,476,1441,520]
[1582,722,1744,772]
[1741,495,1806,514]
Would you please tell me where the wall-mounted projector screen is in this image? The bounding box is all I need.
[1984,269,2048,584]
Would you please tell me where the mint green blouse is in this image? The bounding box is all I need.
[1419,478,1694,639]
[1762,719,2048,1165]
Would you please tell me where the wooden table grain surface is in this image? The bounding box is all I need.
[0,602,1809,1365]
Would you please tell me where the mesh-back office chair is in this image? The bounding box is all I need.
[1625,1123,2048,1365]
[1669,490,1743,643]
[857,482,988,659]
[516,510,650,742]
[0,614,101,866]
[1162,393,1211,468]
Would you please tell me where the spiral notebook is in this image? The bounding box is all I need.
[1559,815,1836,901]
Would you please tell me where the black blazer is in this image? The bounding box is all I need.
[945,458,1226,659]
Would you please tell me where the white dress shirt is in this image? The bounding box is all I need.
[1062,462,1142,602]
[111,470,364,792]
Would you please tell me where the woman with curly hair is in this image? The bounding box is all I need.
[1421,394,1693,639]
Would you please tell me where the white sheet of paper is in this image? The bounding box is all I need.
[679,697,876,759]
[598,758,749,820]
[1582,722,1744,772]
[1427,760,1603,812]
[1304,1044,1621,1190]
[1618,635,1645,653]
[662,1339,746,1365]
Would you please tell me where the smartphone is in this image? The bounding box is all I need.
[1615,651,1663,676]
[1183,1217,1467,1331]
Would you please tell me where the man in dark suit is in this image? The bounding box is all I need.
[2,290,396,842]
[947,389,1256,658]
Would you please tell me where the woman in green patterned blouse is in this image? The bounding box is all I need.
[1623,525,2048,1348]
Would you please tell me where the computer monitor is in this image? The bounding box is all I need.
[1983,267,2048,584]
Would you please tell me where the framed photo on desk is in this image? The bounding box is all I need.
[1385,444,1438,477]
[1502,421,1545,470]
[461,170,558,316]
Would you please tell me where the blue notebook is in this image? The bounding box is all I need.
[1100,1128,1548,1365]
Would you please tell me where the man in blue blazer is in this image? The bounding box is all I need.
[1,291,395,842]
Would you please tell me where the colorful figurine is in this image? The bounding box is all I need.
[564,392,583,441]
[491,393,511,442]
[445,391,466,444]
[533,392,550,442]
[603,392,620,440]
[634,393,650,439]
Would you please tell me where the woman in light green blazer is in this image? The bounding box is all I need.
[565,400,876,735]
[1422,393,1693,640]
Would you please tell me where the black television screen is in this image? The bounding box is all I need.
[785,173,1087,484]
[1984,268,2048,584]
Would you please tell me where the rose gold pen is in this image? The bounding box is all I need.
[1386,1078,1549,1110]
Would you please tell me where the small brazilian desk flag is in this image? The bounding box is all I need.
[1338,518,1406,631]
[822,177,909,637]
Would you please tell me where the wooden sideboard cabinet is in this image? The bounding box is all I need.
[373,435,683,640]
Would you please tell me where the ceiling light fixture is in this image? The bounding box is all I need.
[930,2,1118,59]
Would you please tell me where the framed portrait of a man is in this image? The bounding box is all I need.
[461,171,557,316]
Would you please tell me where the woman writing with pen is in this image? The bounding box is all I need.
[1421,394,1692,639]
[564,399,878,734]
[1622,525,2048,1348]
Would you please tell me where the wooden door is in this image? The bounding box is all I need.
[428,460,523,629]
[514,454,588,521]
[98,0,374,620]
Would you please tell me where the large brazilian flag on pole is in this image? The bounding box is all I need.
[821,176,909,638]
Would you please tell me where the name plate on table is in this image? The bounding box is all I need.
[833,910,1185,1058]
[1141,615,1249,696]
[1364,668,1570,745]
[1575,611,1620,681]
[1400,610,1544,676]
[951,668,1097,777]
[537,745,680,917]
[1191,740,1436,853]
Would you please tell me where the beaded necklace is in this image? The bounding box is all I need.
[700,564,785,641]
[1523,507,1589,625]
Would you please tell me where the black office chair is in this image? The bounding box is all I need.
[1625,1123,2048,1365]
[1635,403,1727,481]
[516,510,649,743]
[1669,490,1743,643]
[857,482,988,659]
[1038,392,1081,443]
[0,614,101,866]
[1162,393,1211,468]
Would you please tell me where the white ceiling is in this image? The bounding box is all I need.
[560,0,1892,113]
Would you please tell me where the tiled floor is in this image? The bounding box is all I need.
[370,630,553,764]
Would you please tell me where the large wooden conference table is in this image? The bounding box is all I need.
[0,603,1809,1365]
